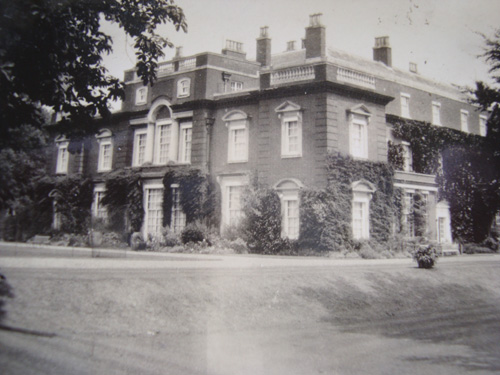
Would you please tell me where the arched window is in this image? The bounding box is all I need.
[223,110,249,163]
[351,180,376,239]
[177,78,191,98]
[96,129,113,172]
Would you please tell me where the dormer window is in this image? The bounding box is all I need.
[348,104,371,160]
[135,86,148,105]
[275,101,303,158]
[177,78,191,98]
[96,129,113,172]
[223,110,249,163]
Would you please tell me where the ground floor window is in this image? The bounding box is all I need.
[219,175,248,231]
[275,179,302,240]
[351,180,376,240]
[170,185,186,233]
[93,185,107,220]
[144,183,164,236]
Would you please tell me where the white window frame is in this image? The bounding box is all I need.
[281,114,303,158]
[170,184,186,233]
[350,115,368,159]
[133,128,148,167]
[479,115,488,137]
[275,101,303,159]
[178,122,192,164]
[432,101,441,126]
[219,175,248,231]
[275,179,302,240]
[93,184,107,220]
[351,181,376,240]
[154,119,174,165]
[177,78,191,98]
[227,120,249,163]
[143,181,164,238]
[56,139,69,174]
[401,141,413,172]
[230,81,243,92]
[96,130,113,172]
[460,109,469,133]
[135,86,148,105]
[400,93,411,119]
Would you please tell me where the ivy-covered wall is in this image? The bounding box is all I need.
[388,114,500,242]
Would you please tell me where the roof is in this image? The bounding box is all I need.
[269,48,469,103]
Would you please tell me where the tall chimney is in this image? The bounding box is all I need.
[373,36,392,67]
[256,26,271,66]
[304,13,325,59]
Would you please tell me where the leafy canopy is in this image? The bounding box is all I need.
[0,0,187,140]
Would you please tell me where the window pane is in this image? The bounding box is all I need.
[146,188,163,234]
[136,133,147,165]
[228,186,243,225]
[157,124,171,164]
[171,187,186,233]
[180,126,192,163]
[285,199,299,239]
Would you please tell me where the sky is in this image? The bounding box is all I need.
[101,0,500,90]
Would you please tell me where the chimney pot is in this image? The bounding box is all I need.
[287,41,296,51]
[175,46,183,58]
[309,13,323,27]
[409,62,418,73]
[260,26,269,38]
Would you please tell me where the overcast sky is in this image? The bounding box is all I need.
[102,0,500,89]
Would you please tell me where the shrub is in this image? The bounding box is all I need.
[357,242,381,259]
[0,272,13,323]
[162,226,181,247]
[130,232,145,251]
[181,222,209,244]
[463,242,497,254]
[413,244,438,269]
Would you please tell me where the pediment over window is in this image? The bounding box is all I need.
[351,180,376,194]
[347,104,371,118]
[55,135,68,143]
[274,101,302,114]
[222,110,249,125]
[274,178,304,190]
[96,129,112,139]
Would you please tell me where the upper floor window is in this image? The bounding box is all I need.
[460,110,469,133]
[154,120,173,165]
[401,141,413,172]
[55,136,69,174]
[135,86,148,105]
[177,78,191,98]
[230,81,243,92]
[275,101,303,158]
[400,93,411,119]
[223,110,249,163]
[348,104,371,160]
[96,129,113,172]
[179,122,192,164]
[480,115,488,137]
[432,101,441,126]
[133,129,148,167]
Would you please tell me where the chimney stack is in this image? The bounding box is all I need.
[256,26,271,66]
[222,40,246,60]
[373,36,392,67]
[304,13,325,59]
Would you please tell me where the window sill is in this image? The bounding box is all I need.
[228,159,248,164]
[281,154,302,159]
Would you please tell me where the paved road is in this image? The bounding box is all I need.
[1,242,500,375]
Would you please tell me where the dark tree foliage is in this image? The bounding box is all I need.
[0,0,187,141]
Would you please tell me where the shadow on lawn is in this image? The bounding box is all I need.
[302,271,500,373]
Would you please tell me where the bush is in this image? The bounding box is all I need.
[357,242,381,259]
[463,242,497,254]
[130,232,145,251]
[181,222,209,244]
[413,244,438,269]
[162,226,181,247]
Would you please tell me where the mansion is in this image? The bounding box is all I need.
[50,14,488,247]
